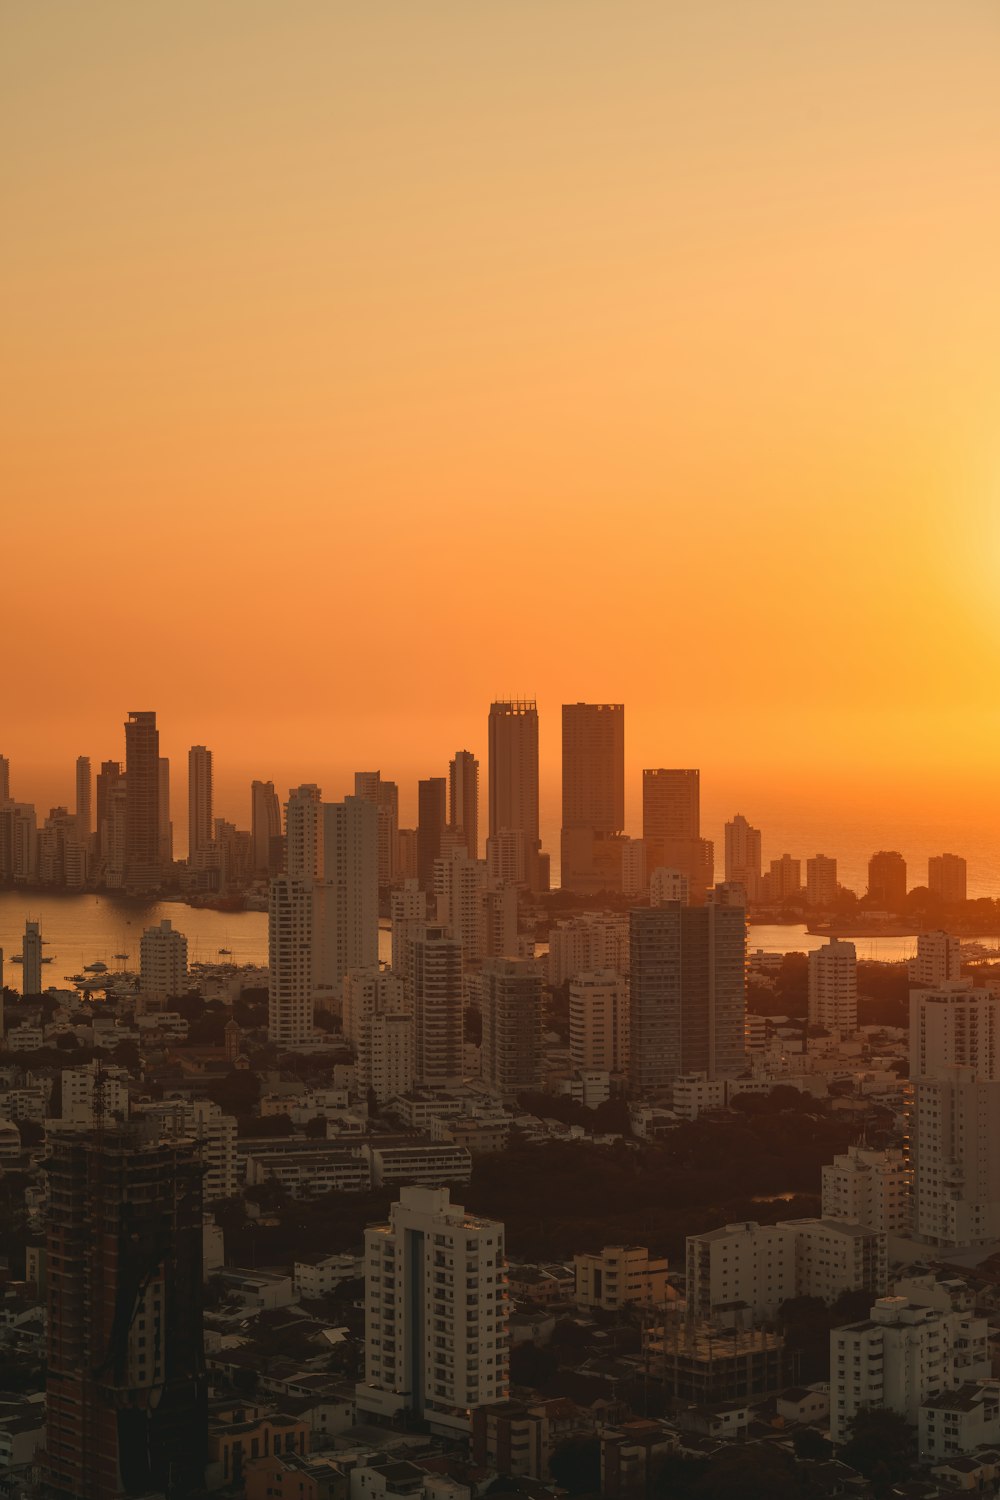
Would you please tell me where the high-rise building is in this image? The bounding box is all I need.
[628,887,746,1093]
[95,760,122,862]
[158,756,172,868]
[448,750,480,861]
[480,957,543,1097]
[139,918,189,1001]
[642,769,713,902]
[314,796,379,997]
[908,929,962,988]
[285,784,323,878]
[43,1121,207,1500]
[560,704,625,893]
[806,854,838,908]
[250,779,282,877]
[868,849,907,910]
[21,920,42,996]
[547,912,629,986]
[569,971,629,1074]
[649,867,690,906]
[909,982,1000,1246]
[724,814,761,900]
[808,938,858,1034]
[268,874,316,1046]
[0,802,37,884]
[928,853,968,905]
[0,755,9,804]
[409,924,464,1085]
[343,968,414,1103]
[357,1186,508,1436]
[390,879,427,973]
[75,755,91,846]
[124,711,161,891]
[417,777,448,892]
[821,1146,912,1235]
[354,771,399,888]
[763,853,801,903]
[488,700,541,890]
[187,745,213,865]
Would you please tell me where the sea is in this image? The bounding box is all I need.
[1,891,996,994]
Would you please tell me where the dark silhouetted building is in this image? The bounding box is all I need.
[560,703,625,893]
[124,711,161,891]
[642,768,714,902]
[488,700,541,889]
[43,1119,206,1499]
[417,777,447,891]
[448,749,480,861]
[867,850,907,910]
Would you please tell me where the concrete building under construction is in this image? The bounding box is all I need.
[644,1313,794,1405]
[42,1119,207,1499]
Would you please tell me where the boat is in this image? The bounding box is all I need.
[218,947,233,956]
[84,962,108,973]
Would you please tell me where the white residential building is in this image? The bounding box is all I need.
[132,1097,239,1199]
[139,918,188,1001]
[343,968,414,1102]
[547,913,629,987]
[831,1295,990,1442]
[686,1218,887,1323]
[909,983,1000,1246]
[574,1246,669,1311]
[356,1186,509,1437]
[649,868,690,906]
[60,1061,128,1126]
[569,970,629,1073]
[908,930,962,988]
[808,939,858,1034]
[821,1145,912,1235]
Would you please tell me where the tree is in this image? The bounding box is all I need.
[838,1407,915,1493]
[304,1115,327,1139]
[693,1444,800,1500]
[548,1436,601,1496]
[792,1426,830,1461]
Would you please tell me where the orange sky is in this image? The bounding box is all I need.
[3,2,1000,844]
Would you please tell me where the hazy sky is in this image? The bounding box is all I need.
[4,2,1000,841]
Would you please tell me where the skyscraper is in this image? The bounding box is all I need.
[488,699,541,890]
[314,795,379,996]
[417,776,447,891]
[628,886,746,1093]
[409,923,464,1084]
[75,755,91,846]
[480,956,544,1097]
[124,711,160,891]
[0,755,9,804]
[354,770,399,887]
[285,783,323,877]
[43,1121,207,1500]
[95,760,122,862]
[642,768,713,901]
[21,919,42,996]
[723,814,761,899]
[806,853,838,908]
[357,1186,509,1436]
[928,853,968,904]
[560,703,625,893]
[868,850,907,910]
[139,918,189,1001]
[448,749,480,861]
[250,779,282,877]
[158,756,172,868]
[187,745,213,864]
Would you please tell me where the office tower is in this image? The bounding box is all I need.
[417,777,447,891]
[0,754,8,804]
[560,703,625,893]
[355,770,399,888]
[21,920,42,996]
[187,745,213,864]
[569,971,629,1073]
[0,802,37,883]
[909,929,962,987]
[314,796,379,995]
[139,918,189,1001]
[808,938,858,1033]
[449,750,480,861]
[357,1186,508,1433]
[868,849,907,909]
[642,769,713,902]
[250,779,282,878]
[75,755,91,845]
[650,867,690,905]
[95,760,122,860]
[480,957,543,1096]
[806,853,838,908]
[628,887,746,1093]
[285,783,323,877]
[124,711,161,891]
[43,1121,207,1500]
[909,982,1000,1246]
[928,853,968,904]
[723,814,761,899]
[409,924,464,1084]
[763,853,802,903]
[488,699,541,890]
[396,827,417,882]
[158,757,172,867]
